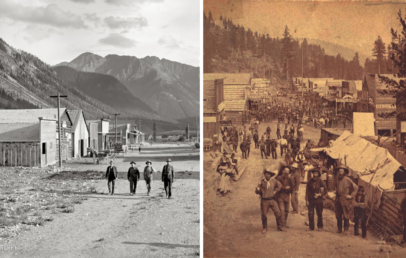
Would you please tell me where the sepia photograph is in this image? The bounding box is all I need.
[204,0,406,257]
[0,0,200,257]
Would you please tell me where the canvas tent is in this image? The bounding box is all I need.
[311,131,403,190]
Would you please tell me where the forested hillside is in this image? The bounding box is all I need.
[204,12,364,81]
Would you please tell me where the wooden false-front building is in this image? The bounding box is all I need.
[0,118,57,167]
[67,110,89,158]
[0,108,73,163]
[203,77,225,142]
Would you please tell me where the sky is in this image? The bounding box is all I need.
[0,0,200,67]
[204,0,406,62]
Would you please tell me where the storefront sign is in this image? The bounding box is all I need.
[376,104,396,109]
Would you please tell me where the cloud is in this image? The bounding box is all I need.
[158,36,182,49]
[21,25,60,43]
[99,33,136,48]
[0,1,86,28]
[104,16,148,29]
[84,13,101,26]
[70,0,95,3]
[105,0,164,6]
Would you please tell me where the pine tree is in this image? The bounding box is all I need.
[372,36,386,74]
[281,26,294,88]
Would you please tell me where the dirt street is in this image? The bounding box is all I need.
[204,121,406,257]
[1,144,200,258]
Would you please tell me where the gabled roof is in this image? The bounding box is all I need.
[0,123,40,142]
[0,108,67,124]
[204,73,251,85]
[67,110,88,133]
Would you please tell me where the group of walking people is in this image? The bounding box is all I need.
[255,161,369,238]
[105,158,175,198]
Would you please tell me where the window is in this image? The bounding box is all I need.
[42,143,46,154]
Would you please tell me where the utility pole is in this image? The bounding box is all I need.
[187,123,189,143]
[50,94,67,168]
[113,113,120,143]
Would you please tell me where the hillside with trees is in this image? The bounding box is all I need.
[204,12,364,82]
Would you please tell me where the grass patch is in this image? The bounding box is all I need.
[61,207,74,213]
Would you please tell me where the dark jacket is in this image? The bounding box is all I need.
[127,167,140,181]
[305,177,327,202]
[276,175,293,195]
[162,164,174,182]
[106,166,118,180]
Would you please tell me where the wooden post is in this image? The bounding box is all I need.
[50,94,67,167]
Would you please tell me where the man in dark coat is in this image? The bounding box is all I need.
[127,161,140,195]
[240,141,247,159]
[144,160,156,196]
[255,169,283,233]
[270,138,278,159]
[106,160,118,195]
[276,163,293,228]
[306,168,327,231]
[265,136,272,157]
[259,138,267,159]
[353,185,368,238]
[276,124,281,139]
[162,159,174,198]
[335,165,358,234]
[253,131,259,149]
[246,138,251,158]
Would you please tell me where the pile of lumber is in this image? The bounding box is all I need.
[366,193,404,240]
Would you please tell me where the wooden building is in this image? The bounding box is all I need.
[364,74,400,136]
[204,73,250,125]
[203,77,225,142]
[0,108,73,162]
[0,118,56,167]
[67,110,89,158]
[87,121,98,151]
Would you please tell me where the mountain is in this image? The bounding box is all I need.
[56,53,200,121]
[53,66,163,121]
[299,38,369,66]
[0,38,167,121]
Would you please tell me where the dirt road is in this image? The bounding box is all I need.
[1,145,200,258]
[204,121,406,257]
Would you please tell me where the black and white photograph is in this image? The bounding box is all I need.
[0,0,200,257]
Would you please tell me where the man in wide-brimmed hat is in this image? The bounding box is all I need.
[305,168,327,231]
[144,160,156,196]
[162,158,174,198]
[335,165,358,234]
[276,162,293,228]
[290,162,301,214]
[127,161,140,195]
[255,169,283,234]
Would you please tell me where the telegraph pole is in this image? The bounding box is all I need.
[50,94,67,168]
[113,113,120,143]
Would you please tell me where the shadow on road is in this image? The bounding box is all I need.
[122,241,199,249]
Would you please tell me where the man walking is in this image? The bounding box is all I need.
[240,140,247,159]
[290,163,301,214]
[270,138,278,160]
[144,160,156,196]
[253,131,259,149]
[255,169,284,233]
[162,159,174,198]
[276,163,293,228]
[265,136,272,158]
[305,168,327,231]
[106,160,118,195]
[127,161,140,195]
[335,165,358,234]
[259,138,267,159]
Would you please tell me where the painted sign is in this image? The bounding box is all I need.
[376,104,396,109]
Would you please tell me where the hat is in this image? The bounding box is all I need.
[358,185,364,192]
[278,161,291,175]
[166,159,171,162]
[335,165,349,174]
[291,162,298,169]
[146,160,152,165]
[310,168,321,177]
[130,161,136,165]
[263,169,276,177]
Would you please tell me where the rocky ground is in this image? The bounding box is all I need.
[204,119,406,258]
[1,144,200,258]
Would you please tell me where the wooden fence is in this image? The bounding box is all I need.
[0,142,41,167]
[366,192,404,240]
